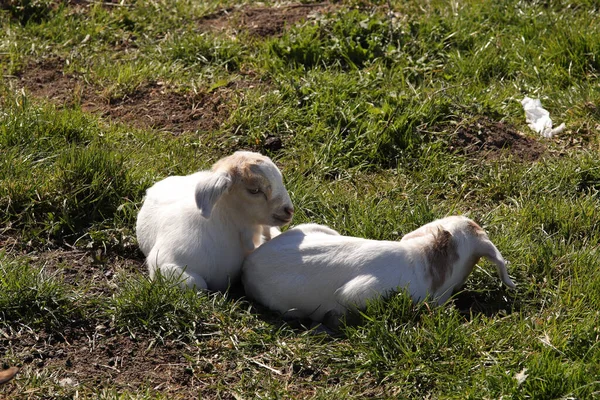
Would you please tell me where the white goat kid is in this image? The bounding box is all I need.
[136,151,294,291]
[242,216,516,323]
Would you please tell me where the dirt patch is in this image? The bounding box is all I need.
[1,326,199,398]
[448,117,546,161]
[0,243,311,398]
[0,245,194,397]
[85,82,233,134]
[41,249,144,296]
[199,2,333,37]
[0,233,144,299]
[16,58,252,134]
[17,58,87,105]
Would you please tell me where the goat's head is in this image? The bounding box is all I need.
[195,151,294,226]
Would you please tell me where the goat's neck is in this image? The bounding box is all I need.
[209,202,261,253]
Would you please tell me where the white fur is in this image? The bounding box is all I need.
[136,151,294,291]
[242,216,516,322]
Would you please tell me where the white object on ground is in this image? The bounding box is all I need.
[521,97,566,138]
[514,368,529,386]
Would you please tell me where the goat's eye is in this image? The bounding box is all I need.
[247,188,261,195]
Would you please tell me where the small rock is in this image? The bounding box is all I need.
[59,377,76,387]
[263,136,283,151]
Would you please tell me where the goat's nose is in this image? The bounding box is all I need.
[284,206,294,216]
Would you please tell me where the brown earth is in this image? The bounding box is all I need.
[0,246,229,398]
[0,246,191,397]
[92,82,233,134]
[447,117,546,161]
[1,327,199,398]
[199,2,334,37]
[16,57,252,134]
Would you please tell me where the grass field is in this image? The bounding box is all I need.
[1,0,599,398]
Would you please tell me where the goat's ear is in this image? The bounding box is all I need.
[195,171,232,218]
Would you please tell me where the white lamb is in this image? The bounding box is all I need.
[136,151,294,291]
[242,216,516,323]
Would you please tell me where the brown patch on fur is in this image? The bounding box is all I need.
[426,229,459,291]
[466,220,486,236]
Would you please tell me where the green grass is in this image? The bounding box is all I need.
[109,271,228,340]
[1,0,600,398]
[0,253,83,331]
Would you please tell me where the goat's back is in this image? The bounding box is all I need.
[136,171,210,256]
[242,225,424,321]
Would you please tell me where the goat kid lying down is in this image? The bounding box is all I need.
[242,216,516,322]
[136,151,294,291]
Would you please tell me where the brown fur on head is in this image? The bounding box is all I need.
[212,152,274,197]
[212,151,269,175]
[199,151,294,226]
[426,228,459,291]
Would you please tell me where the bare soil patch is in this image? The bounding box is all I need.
[16,58,250,134]
[199,2,333,37]
[0,233,143,295]
[87,82,232,134]
[448,117,546,161]
[1,326,200,398]
[18,58,86,105]
[0,245,196,398]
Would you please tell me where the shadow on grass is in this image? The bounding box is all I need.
[452,285,520,319]
[229,281,521,341]
[225,281,344,339]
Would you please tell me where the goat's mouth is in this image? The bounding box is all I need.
[272,214,293,225]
